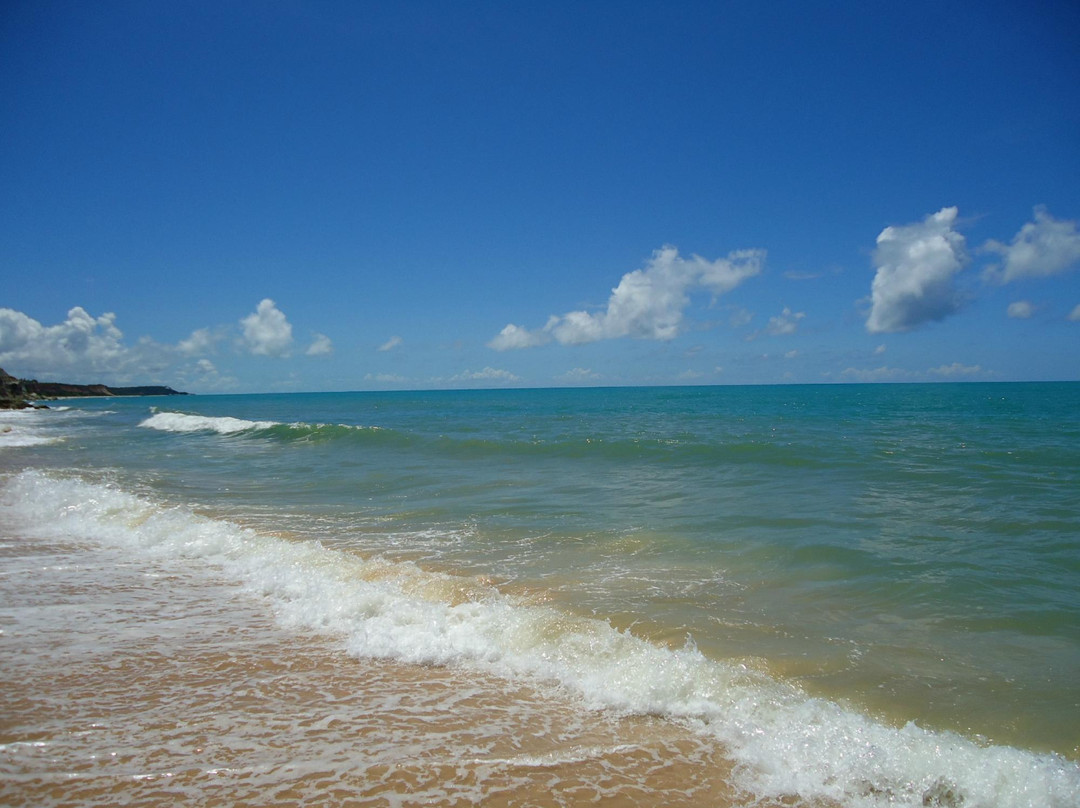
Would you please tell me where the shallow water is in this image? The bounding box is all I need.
[0,527,754,808]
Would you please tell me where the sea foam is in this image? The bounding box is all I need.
[2,469,1077,808]
[0,411,62,447]
[140,410,279,434]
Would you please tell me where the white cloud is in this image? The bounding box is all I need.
[840,365,918,382]
[841,361,984,382]
[488,323,551,350]
[489,245,764,350]
[874,344,887,355]
[928,362,982,377]
[306,333,333,356]
[983,207,1080,283]
[865,207,968,333]
[450,367,521,383]
[178,327,220,355]
[558,367,600,383]
[1,301,323,389]
[0,306,128,375]
[784,349,799,359]
[676,369,704,380]
[765,306,806,336]
[1069,304,1080,322]
[1007,301,1035,319]
[240,299,293,356]
[378,336,402,352]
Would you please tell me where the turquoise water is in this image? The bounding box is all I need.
[2,382,1079,806]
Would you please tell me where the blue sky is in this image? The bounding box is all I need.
[2,0,1079,392]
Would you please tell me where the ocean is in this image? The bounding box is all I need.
[1,383,1078,807]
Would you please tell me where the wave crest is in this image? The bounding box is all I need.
[140,411,278,434]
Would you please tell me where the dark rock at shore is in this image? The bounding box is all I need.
[0,367,30,410]
[0,367,187,409]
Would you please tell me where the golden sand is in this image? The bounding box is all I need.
[0,531,813,807]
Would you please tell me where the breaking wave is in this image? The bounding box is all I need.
[3,468,1077,808]
[138,408,839,467]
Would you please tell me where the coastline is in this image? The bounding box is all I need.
[0,513,748,808]
[0,367,187,410]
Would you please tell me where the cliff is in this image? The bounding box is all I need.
[0,368,187,409]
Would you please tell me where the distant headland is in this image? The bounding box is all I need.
[0,367,188,409]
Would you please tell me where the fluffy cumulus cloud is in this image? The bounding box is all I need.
[0,306,128,375]
[378,336,403,352]
[178,327,216,355]
[1,299,330,391]
[306,333,333,356]
[488,323,551,350]
[240,299,294,356]
[489,245,764,350]
[1007,301,1035,319]
[865,207,968,333]
[983,207,1080,283]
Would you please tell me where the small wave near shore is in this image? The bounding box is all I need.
[3,468,1078,808]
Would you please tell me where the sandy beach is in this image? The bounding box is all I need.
[0,522,764,808]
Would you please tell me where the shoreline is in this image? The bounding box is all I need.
[0,515,748,808]
[0,366,187,410]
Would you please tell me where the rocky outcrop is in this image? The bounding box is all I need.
[0,367,29,409]
[0,368,187,409]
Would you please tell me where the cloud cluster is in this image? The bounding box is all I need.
[558,367,600,383]
[1,298,333,384]
[449,367,520,383]
[0,306,127,375]
[765,307,806,336]
[840,362,982,382]
[862,206,1080,334]
[928,362,982,377]
[983,206,1080,283]
[489,245,764,350]
[865,207,968,334]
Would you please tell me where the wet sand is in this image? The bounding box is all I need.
[0,528,806,807]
